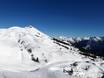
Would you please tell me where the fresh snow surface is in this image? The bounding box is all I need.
[0,26,103,78]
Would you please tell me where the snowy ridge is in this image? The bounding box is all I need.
[58,36,104,43]
[58,36,104,57]
[0,26,103,78]
[0,26,55,65]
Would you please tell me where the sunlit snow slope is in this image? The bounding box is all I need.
[0,26,103,78]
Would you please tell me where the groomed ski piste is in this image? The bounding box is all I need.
[0,26,103,78]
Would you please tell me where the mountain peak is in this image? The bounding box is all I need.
[0,26,54,66]
[0,26,103,78]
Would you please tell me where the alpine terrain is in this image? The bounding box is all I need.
[0,26,103,78]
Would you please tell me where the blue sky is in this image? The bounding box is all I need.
[0,0,104,37]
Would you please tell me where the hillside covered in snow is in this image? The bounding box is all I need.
[57,36,104,58]
[0,26,103,78]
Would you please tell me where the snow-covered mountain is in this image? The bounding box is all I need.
[0,26,104,78]
[58,36,104,44]
[58,36,104,57]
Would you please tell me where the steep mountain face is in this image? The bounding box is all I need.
[0,26,82,68]
[58,36,104,57]
[0,26,104,78]
[0,26,55,65]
